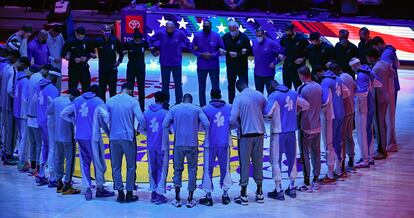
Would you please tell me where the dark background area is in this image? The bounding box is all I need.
[0,0,411,19]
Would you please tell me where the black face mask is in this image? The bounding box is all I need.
[203,26,211,33]
[286,33,294,38]
[41,39,47,44]
[167,31,174,36]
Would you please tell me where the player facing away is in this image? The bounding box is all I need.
[48,88,81,194]
[61,85,114,201]
[162,94,210,208]
[105,83,144,203]
[199,89,233,206]
[230,79,267,205]
[350,58,380,168]
[296,66,323,192]
[141,91,169,204]
[316,63,350,184]
[264,80,310,200]
[336,67,356,173]
[34,74,60,186]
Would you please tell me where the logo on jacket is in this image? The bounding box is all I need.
[79,102,89,117]
[285,96,293,111]
[214,111,225,127]
[150,117,159,133]
[38,91,44,105]
[335,83,342,96]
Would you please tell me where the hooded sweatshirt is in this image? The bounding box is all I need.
[47,96,73,143]
[372,60,395,104]
[143,104,168,150]
[0,63,13,111]
[298,81,322,134]
[27,72,43,118]
[149,29,192,67]
[61,92,108,141]
[339,72,355,116]
[264,85,309,134]
[162,102,210,147]
[380,45,400,92]
[36,78,59,127]
[321,71,350,120]
[106,93,143,142]
[13,71,29,119]
[202,99,232,147]
[0,58,10,110]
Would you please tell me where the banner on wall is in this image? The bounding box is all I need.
[120,7,146,43]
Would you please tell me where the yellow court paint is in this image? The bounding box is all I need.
[72,133,240,183]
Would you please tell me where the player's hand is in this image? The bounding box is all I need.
[241,48,247,55]
[90,53,97,59]
[229,51,237,58]
[269,62,275,68]
[294,57,304,65]
[114,61,120,67]
[149,46,155,51]
[278,54,285,61]
[219,48,227,55]
[202,52,211,60]
[74,57,81,63]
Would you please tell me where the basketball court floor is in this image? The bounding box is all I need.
[0,55,414,218]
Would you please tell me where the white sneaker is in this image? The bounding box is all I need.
[311,182,320,191]
[186,199,197,208]
[171,199,182,207]
[297,185,313,193]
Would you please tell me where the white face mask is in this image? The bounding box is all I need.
[230,31,238,37]
[257,37,263,43]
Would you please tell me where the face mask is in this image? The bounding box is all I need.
[203,26,211,33]
[257,37,263,43]
[230,31,238,37]
[287,33,294,38]
[104,32,111,38]
[76,35,85,41]
[41,39,47,44]
[167,31,174,36]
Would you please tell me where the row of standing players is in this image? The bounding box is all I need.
[0,21,399,207]
[3,21,392,110]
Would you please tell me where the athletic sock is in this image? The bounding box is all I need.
[241,186,247,196]
[275,183,282,192]
[206,192,212,199]
[188,191,194,201]
[304,176,310,186]
[31,161,36,169]
[289,179,295,189]
[313,176,318,183]
[256,184,263,195]
[175,187,180,201]
[223,190,228,196]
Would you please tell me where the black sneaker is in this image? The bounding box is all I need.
[285,188,296,198]
[234,195,248,205]
[126,191,139,203]
[267,190,285,200]
[117,190,125,203]
[96,188,115,198]
[199,196,213,206]
[222,194,230,205]
[151,191,157,203]
[56,180,64,193]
